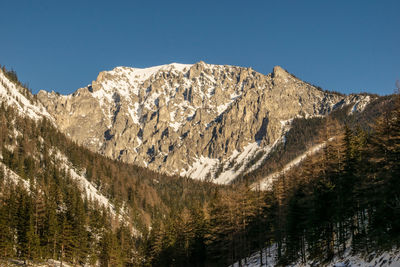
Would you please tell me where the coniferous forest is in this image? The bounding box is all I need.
[0,69,399,266]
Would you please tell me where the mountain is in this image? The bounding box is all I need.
[1,63,399,267]
[37,61,372,185]
[0,66,118,212]
[0,66,221,266]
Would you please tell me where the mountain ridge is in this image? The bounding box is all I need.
[37,61,373,185]
[0,62,399,267]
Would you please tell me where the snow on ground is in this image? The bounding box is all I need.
[181,139,281,184]
[89,62,249,132]
[231,244,278,267]
[112,63,193,84]
[215,118,293,184]
[330,250,400,267]
[1,143,121,218]
[180,142,264,184]
[50,148,140,234]
[181,156,219,181]
[0,135,139,234]
[214,142,264,184]
[0,70,53,121]
[90,63,196,127]
[181,116,294,184]
[91,82,114,106]
[128,102,141,124]
[243,138,284,176]
[217,101,232,115]
[93,63,193,103]
[251,139,332,191]
[215,90,243,117]
[3,259,73,267]
[0,161,30,190]
[50,148,141,236]
[231,244,400,267]
[349,95,371,114]
[144,91,161,110]
[50,149,117,215]
[169,121,182,132]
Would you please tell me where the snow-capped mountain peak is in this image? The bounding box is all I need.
[37,62,373,184]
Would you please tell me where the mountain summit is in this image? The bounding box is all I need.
[37,62,371,184]
[1,62,398,267]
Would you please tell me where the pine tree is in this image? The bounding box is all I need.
[99,230,122,267]
[0,186,16,259]
[59,215,74,266]
[367,94,400,246]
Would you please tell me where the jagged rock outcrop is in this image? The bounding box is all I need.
[37,62,372,183]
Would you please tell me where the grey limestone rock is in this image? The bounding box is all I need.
[37,62,372,184]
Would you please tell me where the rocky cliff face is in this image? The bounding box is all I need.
[37,62,371,184]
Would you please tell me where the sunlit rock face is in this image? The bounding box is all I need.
[38,62,371,184]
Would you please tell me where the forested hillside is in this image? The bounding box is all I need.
[0,66,399,266]
[139,94,400,267]
[0,67,225,266]
[258,95,400,265]
[238,94,393,186]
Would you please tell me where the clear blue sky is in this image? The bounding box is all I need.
[0,0,399,95]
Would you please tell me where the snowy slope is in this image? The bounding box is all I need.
[50,148,141,235]
[50,148,120,216]
[1,259,74,267]
[0,161,30,190]
[250,138,333,191]
[232,244,400,267]
[1,146,122,220]
[0,69,53,121]
[49,148,140,235]
[182,137,286,184]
